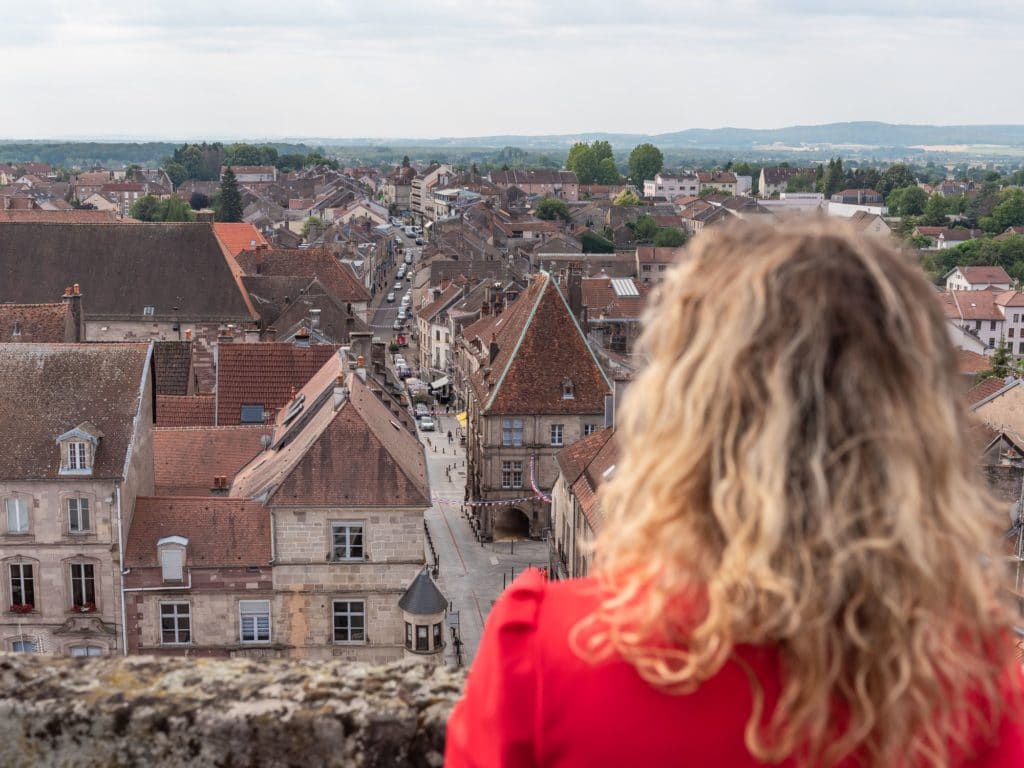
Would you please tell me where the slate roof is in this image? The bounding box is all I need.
[154,426,272,496]
[490,170,578,186]
[212,223,269,257]
[468,272,611,415]
[242,276,369,343]
[0,222,256,322]
[0,303,71,343]
[216,342,339,426]
[761,167,804,185]
[0,343,150,479]
[398,568,448,615]
[125,497,270,568]
[155,395,215,427]
[233,247,370,304]
[152,341,193,396]
[231,354,429,507]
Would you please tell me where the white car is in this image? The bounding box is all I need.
[392,319,403,330]
[395,282,403,291]
[419,417,435,432]
[386,291,395,302]
[397,308,407,320]
[401,295,411,307]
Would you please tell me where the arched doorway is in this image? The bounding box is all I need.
[491,507,531,541]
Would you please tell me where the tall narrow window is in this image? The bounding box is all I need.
[501,461,523,489]
[68,442,88,470]
[70,563,95,608]
[501,419,523,447]
[550,424,564,447]
[68,498,90,533]
[331,522,364,561]
[161,603,191,645]
[415,625,429,651]
[10,563,34,608]
[239,600,271,643]
[332,600,366,643]
[562,378,575,400]
[5,498,28,533]
[433,622,443,649]
[160,549,183,582]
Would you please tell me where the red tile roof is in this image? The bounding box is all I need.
[955,349,989,376]
[156,395,215,426]
[559,428,619,534]
[965,377,1008,408]
[960,266,1013,284]
[938,290,1004,321]
[154,426,272,495]
[0,343,150,479]
[125,497,270,568]
[636,246,683,264]
[0,303,71,342]
[216,342,339,426]
[469,272,611,415]
[580,276,649,320]
[0,209,125,223]
[212,223,269,257]
[152,341,193,395]
[233,247,370,304]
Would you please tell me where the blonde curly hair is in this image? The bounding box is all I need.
[573,223,1019,766]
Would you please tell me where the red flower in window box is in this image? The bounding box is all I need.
[72,602,97,613]
[8,603,33,614]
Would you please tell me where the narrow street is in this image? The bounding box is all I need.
[418,413,548,666]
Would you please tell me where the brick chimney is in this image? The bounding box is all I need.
[61,283,84,342]
[210,476,230,495]
[489,333,499,364]
[294,326,310,348]
[264,327,278,341]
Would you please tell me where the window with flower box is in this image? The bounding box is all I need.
[9,563,34,611]
[70,563,95,610]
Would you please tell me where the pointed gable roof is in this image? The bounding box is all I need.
[399,568,448,615]
[470,272,610,415]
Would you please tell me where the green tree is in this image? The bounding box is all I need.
[595,157,621,184]
[877,163,917,197]
[216,167,244,223]
[785,171,816,193]
[980,341,1013,381]
[986,189,1024,233]
[613,188,641,206]
[129,194,162,222]
[921,194,950,226]
[628,143,664,184]
[189,192,210,210]
[302,216,324,239]
[631,215,659,243]
[402,155,411,168]
[534,196,571,222]
[164,162,187,188]
[159,196,195,222]
[819,157,845,198]
[566,142,600,185]
[581,230,615,253]
[653,227,686,247]
[886,185,929,216]
[590,140,613,164]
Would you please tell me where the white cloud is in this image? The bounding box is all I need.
[1,1,1022,138]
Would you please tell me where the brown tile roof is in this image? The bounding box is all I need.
[233,247,370,304]
[697,171,737,184]
[636,246,682,264]
[0,209,125,223]
[216,342,339,426]
[0,303,71,342]
[222,166,277,175]
[580,276,649,320]
[152,341,193,395]
[955,349,990,376]
[154,426,272,495]
[939,290,1004,321]
[417,284,462,323]
[0,343,150,479]
[125,497,270,568]
[562,428,619,534]
[212,223,269,257]
[761,167,804,185]
[490,170,578,186]
[156,395,215,427]
[556,426,613,486]
[0,222,257,322]
[965,377,1009,408]
[469,272,611,415]
[960,266,1013,284]
[231,356,429,507]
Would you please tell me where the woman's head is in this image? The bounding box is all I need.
[579,222,1015,766]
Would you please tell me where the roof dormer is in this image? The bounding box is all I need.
[56,421,103,476]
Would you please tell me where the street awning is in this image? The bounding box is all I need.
[456,411,467,428]
[430,376,450,390]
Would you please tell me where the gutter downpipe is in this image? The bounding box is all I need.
[269,510,277,564]
[116,484,128,656]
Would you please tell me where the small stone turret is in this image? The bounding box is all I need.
[398,568,448,661]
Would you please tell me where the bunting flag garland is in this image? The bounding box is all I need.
[432,495,537,508]
[529,453,552,504]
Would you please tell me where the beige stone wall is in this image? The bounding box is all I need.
[273,507,424,563]
[480,413,603,490]
[975,384,1024,435]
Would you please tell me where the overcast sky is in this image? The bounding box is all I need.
[3,0,1023,140]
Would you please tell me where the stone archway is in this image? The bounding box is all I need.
[491,506,531,541]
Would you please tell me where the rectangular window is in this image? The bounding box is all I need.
[12,640,37,653]
[5,498,28,533]
[68,442,87,470]
[69,645,102,657]
[1019,341,1024,354]
[240,404,265,424]
[143,306,155,316]
[433,622,443,649]
[991,320,997,331]
[990,338,995,347]
[416,624,429,651]
[331,522,365,561]
[501,419,523,447]
[501,461,523,489]
[68,498,90,533]
[435,330,440,341]
[1015,314,1020,323]
[239,600,271,643]
[1012,328,1016,338]
[641,264,652,272]
[10,563,34,607]
[550,424,564,447]
[332,600,366,643]
[975,320,982,330]
[160,549,183,582]
[584,424,598,437]
[405,621,413,649]
[161,602,191,645]
[70,563,96,607]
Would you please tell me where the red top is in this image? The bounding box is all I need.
[445,570,1024,767]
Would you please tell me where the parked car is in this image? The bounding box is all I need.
[386,291,395,302]
[401,295,411,307]
[415,238,423,246]
[392,319,403,330]
[415,403,430,418]
[397,308,407,320]
[395,282,403,291]
[405,253,413,264]
[397,266,406,278]
[419,417,435,431]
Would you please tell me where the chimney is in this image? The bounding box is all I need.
[61,283,84,342]
[210,475,229,495]
[309,308,321,330]
[349,331,372,364]
[481,301,490,316]
[218,326,235,344]
[489,333,499,364]
[333,374,348,410]
[264,326,277,341]
[567,267,583,320]
[294,326,310,348]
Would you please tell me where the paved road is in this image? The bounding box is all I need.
[417,413,548,667]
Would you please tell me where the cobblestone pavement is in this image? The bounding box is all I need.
[417,413,549,667]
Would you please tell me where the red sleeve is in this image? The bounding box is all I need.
[445,569,546,768]
[967,664,1024,767]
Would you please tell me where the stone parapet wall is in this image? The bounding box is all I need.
[0,653,464,767]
